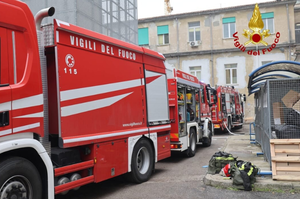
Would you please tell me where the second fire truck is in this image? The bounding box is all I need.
[167,69,214,157]
[211,85,245,132]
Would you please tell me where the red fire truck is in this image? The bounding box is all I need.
[211,85,245,132]
[167,69,214,157]
[0,1,171,198]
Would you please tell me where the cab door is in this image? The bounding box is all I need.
[0,27,12,137]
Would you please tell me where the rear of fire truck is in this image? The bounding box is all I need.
[167,69,213,157]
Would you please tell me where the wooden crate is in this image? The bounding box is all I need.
[270,139,300,181]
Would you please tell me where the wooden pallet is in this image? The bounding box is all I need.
[270,139,300,181]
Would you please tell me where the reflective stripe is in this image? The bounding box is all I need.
[14,112,44,118]
[0,129,12,136]
[61,92,132,117]
[0,102,11,111]
[12,94,43,110]
[64,127,148,144]
[13,122,40,133]
[60,79,143,102]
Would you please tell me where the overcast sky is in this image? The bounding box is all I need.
[137,0,274,19]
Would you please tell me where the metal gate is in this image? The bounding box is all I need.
[254,78,300,167]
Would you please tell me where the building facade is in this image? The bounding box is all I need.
[138,0,298,121]
[22,0,138,44]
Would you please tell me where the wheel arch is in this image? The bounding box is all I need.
[144,135,156,172]
[189,126,197,145]
[186,122,198,136]
[0,136,54,199]
[0,147,48,198]
[128,134,156,173]
[204,118,214,137]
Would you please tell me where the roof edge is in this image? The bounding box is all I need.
[138,0,296,23]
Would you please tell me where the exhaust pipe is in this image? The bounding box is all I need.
[34,7,55,30]
[34,7,55,157]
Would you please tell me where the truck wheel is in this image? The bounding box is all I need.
[186,128,196,157]
[128,138,154,183]
[0,156,42,199]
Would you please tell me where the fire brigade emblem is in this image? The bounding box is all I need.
[243,4,270,46]
[65,54,75,67]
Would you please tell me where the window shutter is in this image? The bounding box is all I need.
[157,25,169,35]
[261,12,274,19]
[138,28,149,45]
[222,17,236,24]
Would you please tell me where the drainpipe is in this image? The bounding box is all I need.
[210,15,215,87]
[176,18,180,69]
[286,3,291,60]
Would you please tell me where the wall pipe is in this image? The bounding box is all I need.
[286,3,291,60]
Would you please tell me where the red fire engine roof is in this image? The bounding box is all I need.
[53,19,165,61]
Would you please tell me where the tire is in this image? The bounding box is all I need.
[203,125,212,147]
[128,138,154,183]
[0,156,42,199]
[186,128,196,157]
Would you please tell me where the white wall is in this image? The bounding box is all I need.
[252,52,286,70]
[216,56,247,89]
[181,59,210,83]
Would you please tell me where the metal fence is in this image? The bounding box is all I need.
[254,78,300,167]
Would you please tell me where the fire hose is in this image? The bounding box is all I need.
[222,121,235,135]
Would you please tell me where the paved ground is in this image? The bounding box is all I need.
[204,123,300,193]
[55,124,300,198]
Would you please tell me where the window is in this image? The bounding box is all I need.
[225,64,237,85]
[222,17,235,38]
[138,28,149,45]
[188,22,200,42]
[189,66,201,80]
[261,12,274,34]
[296,23,300,43]
[157,25,169,45]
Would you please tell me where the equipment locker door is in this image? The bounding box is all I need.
[0,27,12,137]
[145,70,169,125]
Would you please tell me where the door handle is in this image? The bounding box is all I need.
[0,111,9,127]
